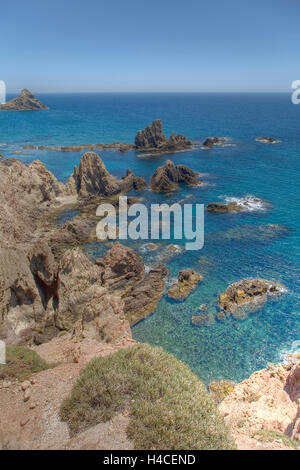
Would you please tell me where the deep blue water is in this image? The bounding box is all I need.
[0,93,299,384]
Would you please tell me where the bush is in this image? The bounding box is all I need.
[60,343,235,450]
[0,345,55,381]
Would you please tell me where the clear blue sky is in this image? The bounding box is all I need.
[1,0,299,93]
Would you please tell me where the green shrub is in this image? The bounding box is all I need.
[0,345,55,381]
[60,343,235,450]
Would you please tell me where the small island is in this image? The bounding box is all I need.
[0,89,48,111]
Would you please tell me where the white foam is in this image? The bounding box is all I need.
[220,194,267,212]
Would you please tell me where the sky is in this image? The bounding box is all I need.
[1,0,300,93]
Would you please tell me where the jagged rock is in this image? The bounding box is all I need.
[123,265,169,325]
[65,152,147,198]
[51,215,96,245]
[206,202,244,213]
[218,362,300,449]
[256,137,280,144]
[218,279,284,319]
[150,160,200,192]
[98,243,168,325]
[55,248,131,342]
[203,137,228,148]
[168,269,203,301]
[134,119,192,152]
[0,89,48,111]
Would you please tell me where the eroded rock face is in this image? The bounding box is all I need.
[55,248,131,342]
[100,243,169,325]
[0,89,48,111]
[218,362,300,449]
[168,269,203,301]
[218,279,284,319]
[150,160,200,192]
[134,119,192,152]
[65,152,147,198]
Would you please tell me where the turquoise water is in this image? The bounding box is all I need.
[1,93,299,384]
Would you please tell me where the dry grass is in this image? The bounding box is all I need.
[60,343,235,450]
[0,345,55,382]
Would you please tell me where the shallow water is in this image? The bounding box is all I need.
[1,92,299,384]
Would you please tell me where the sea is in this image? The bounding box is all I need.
[0,92,299,385]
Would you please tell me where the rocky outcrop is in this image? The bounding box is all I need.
[100,243,169,325]
[65,152,147,198]
[0,89,48,111]
[55,248,131,342]
[206,202,244,213]
[202,137,228,148]
[218,279,284,319]
[256,137,280,144]
[150,160,200,192]
[134,119,192,152]
[218,362,300,449]
[23,143,134,153]
[168,269,203,301]
[0,159,65,246]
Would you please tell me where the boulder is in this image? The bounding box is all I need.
[134,119,192,152]
[218,279,284,318]
[0,89,48,111]
[202,137,228,148]
[150,160,200,192]
[206,202,243,213]
[168,269,203,301]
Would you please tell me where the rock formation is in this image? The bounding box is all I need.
[218,361,300,449]
[150,160,200,192]
[256,137,280,144]
[206,202,244,213]
[134,119,192,152]
[100,243,169,325]
[65,152,147,198]
[0,89,48,111]
[23,143,134,153]
[218,279,284,319]
[202,137,228,148]
[167,269,202,301]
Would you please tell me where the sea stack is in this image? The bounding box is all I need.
[0,89,48,111]
[134,119,192,152]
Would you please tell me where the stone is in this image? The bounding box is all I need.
[256,137,280,144]
[0,89,48,111]
[24,388,31,402]
[134,119,192,152]
[150,160,200,192]
[202,137,228,148]
[167,269,203,301]
[65,152,147,198]
[218,279,285,317]
[206,202,244,213]
[21,381,31,391]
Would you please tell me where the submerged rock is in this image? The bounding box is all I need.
[65,152,147,198]
[206,202,244,213]
[168,269,203,301]
[218,279,285,319]
[256,137,280,144]
[0,89,48,111]
[134,119,192,152]
[202,137,228,148]
[150,160,200,192]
